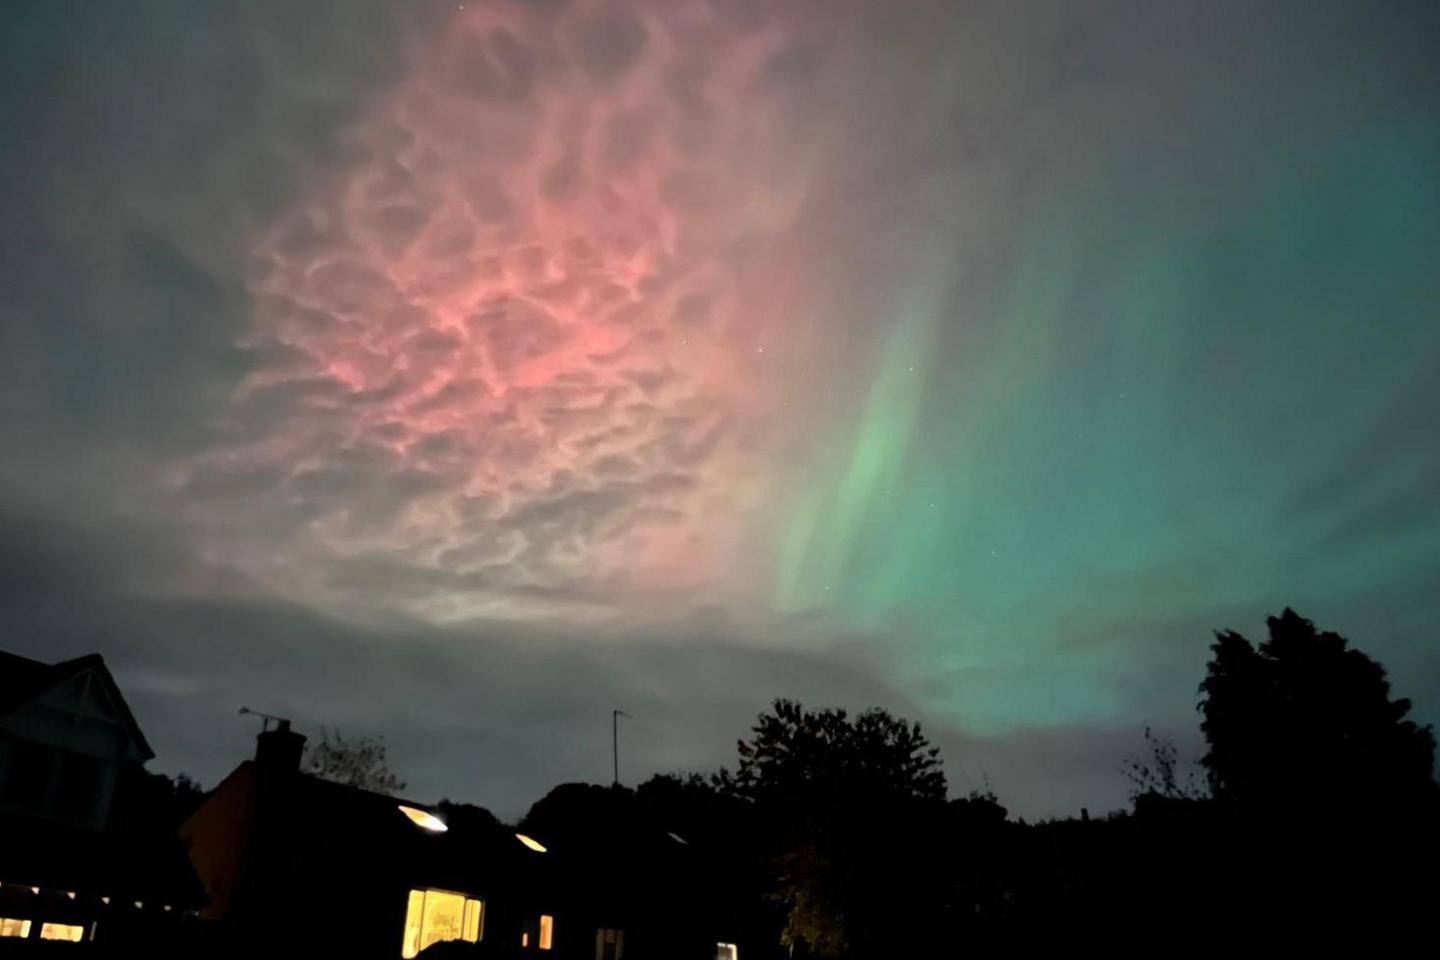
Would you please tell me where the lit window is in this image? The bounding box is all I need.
[716,943,739,960]
[40,923,85,942]
[516,832,547,853]
[539,914,553,950]
[596,926,625,960]
[400,888,483,958]
[463,898,483,944]
[1,918,33,939]
[397,805,448,833]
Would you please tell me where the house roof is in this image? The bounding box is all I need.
[189,758,546,900]
[0,649,60,714]
[290,772,543,891]
[0,650,155,760]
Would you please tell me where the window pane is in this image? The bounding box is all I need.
[420,890,466,954]
[596,927,624,960]
[55,752,102,821]
[462,898,483,943]
[401,890,425,959]
[0,918,33,939]
[539,914,553,950]
[1,739,53,811]
[40,923,85,942]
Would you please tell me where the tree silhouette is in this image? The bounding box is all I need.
[1198,608,1436,819]
[729,699,945,806]
[304,726,406,795]
[724,699,948,958]
[1122,725,1204,802]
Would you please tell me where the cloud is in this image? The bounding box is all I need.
[5,508,1135,821]
[155,0,864,621]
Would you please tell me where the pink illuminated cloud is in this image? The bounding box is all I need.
[190,0,852,619]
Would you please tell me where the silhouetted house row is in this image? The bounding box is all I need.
[0,650,205,952]
[181,723,746,959]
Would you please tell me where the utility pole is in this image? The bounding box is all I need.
[612,709,631,785]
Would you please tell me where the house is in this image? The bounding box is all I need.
[515,782,751,960]
[181,720,562,958]
[0,650,205,952]
[181,724,750,959]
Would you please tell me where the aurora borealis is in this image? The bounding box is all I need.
[3,0,1438,818]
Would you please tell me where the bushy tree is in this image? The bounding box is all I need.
[724,699,948,958]
[1198,608,1436,818]
[304,726,406,795]
[730,699,946,806]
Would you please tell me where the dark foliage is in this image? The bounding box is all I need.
[718,700,950,958]
[303,726,406,795]
[1198,608,1437,819]
[728,699,946,807]
[1122,725,1204,802]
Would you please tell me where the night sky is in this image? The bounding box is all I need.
[3,0,1438,820]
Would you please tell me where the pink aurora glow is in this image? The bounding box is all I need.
[201,1,851,618]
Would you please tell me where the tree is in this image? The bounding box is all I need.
[1122,725,1204,803]
[1198,608,1436,818]
[304,726,406,795]
[111,769,206,833]
[730,699,946,807]
[724,700,949,958]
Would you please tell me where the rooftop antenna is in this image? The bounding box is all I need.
[238,706,289,733]
[612,709,632,786]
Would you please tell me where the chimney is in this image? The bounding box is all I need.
[255,718,307,775]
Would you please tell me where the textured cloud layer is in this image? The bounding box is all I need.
[181,0,856,620]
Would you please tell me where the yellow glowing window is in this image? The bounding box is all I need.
[400,889,483,958]
[462,898,483,943]
[539,914,553,950]
[1,918,33,938]
[40,923,85,942]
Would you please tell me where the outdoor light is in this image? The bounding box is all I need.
[668,831,690,845]
[398,804,449,833]
[515,832,547,853]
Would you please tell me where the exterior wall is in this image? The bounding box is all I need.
[179,764,257,921]
[0,668,140,830]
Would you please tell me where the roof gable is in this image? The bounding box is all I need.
[0,651,154,761]
[0,649,58,715]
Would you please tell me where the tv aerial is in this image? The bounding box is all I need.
[238,706,290,733]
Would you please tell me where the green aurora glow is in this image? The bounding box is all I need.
[778,123,1440,734]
